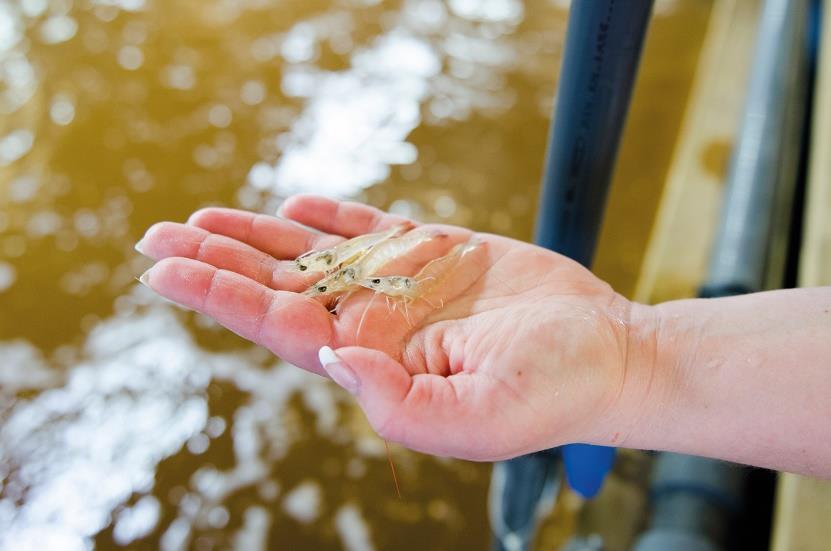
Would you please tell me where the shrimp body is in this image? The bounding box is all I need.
[355,238,484,324]
[303,265,361,298]
[295,225,406,273]
[359,276,421,299]
[355,229,444,275]
[303,229,440,299]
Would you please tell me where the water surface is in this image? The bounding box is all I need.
[0,1,710,549]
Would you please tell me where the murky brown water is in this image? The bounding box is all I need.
[0,0,709,549]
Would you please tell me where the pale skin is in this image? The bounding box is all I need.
[136,194,831,478]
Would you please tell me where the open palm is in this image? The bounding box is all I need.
[138,195,640,461]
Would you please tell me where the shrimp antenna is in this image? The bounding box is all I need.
[421,295,441,309]
[402,298,413,327]
[384,440,402,499]
[334,290,355,316]
[356,291,379,344]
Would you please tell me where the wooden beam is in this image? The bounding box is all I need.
[771,2,831,549]
[634,0,760,305]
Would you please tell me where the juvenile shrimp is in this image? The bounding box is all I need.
[355,238,483,331]
[294,224,408,274]
[303,228,443,301]
[302,264,362,299]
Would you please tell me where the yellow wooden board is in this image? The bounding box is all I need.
[634,0,760,305]
[771,2,831,550]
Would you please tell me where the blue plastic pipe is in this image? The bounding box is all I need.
[536,0,655,498]
[490,2,654,549]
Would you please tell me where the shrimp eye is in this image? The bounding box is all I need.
[318,285,327,292]
[298,264,307,271]
[372,278,381,284]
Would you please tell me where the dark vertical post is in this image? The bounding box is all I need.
[490,2,654,549]
[535,1,655,264]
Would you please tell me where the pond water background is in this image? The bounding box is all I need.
[0,0,710,549]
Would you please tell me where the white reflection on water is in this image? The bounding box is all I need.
[254,0,526,201]
[0,4,36,115]
[269,31,436,197]
[282,480,322,524]
[90,0,147,12]
[0,129,34,166]
[0,305,211,549]
[0,340,57,396]
[231,506,270,551]
[39,15,78,45]
[0,285,354,548]
[448,0,524,24]
[113,495,160,545]
[336,504,375,551]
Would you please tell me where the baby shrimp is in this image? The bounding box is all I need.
[355,238,483,333]
[303,264,362,299]
[294,224,408,274]
[303,228,443,302]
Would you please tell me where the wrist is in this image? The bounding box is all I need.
[584,299,674,449]
[602,298,710,454]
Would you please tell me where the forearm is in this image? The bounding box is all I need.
[624,287,831,477]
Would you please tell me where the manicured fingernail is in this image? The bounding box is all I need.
[138,269,151,287]
[135,238,147,255]
[318,346,359,395]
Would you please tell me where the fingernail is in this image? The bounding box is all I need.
[318,346,359,395]
[135,238,147,255]
[138,269,151,287]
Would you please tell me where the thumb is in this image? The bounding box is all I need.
[317,345,411,437]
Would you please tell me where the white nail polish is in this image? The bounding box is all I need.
[135,238,146,255]
[318,346,360,395]
[318,345,339,367]
[138,270,151,287]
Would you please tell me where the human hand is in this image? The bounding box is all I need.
[136,195,656,461]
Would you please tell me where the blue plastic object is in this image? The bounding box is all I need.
[561,444,616,498]
[536,0,654,499]
[491,2,655,547]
